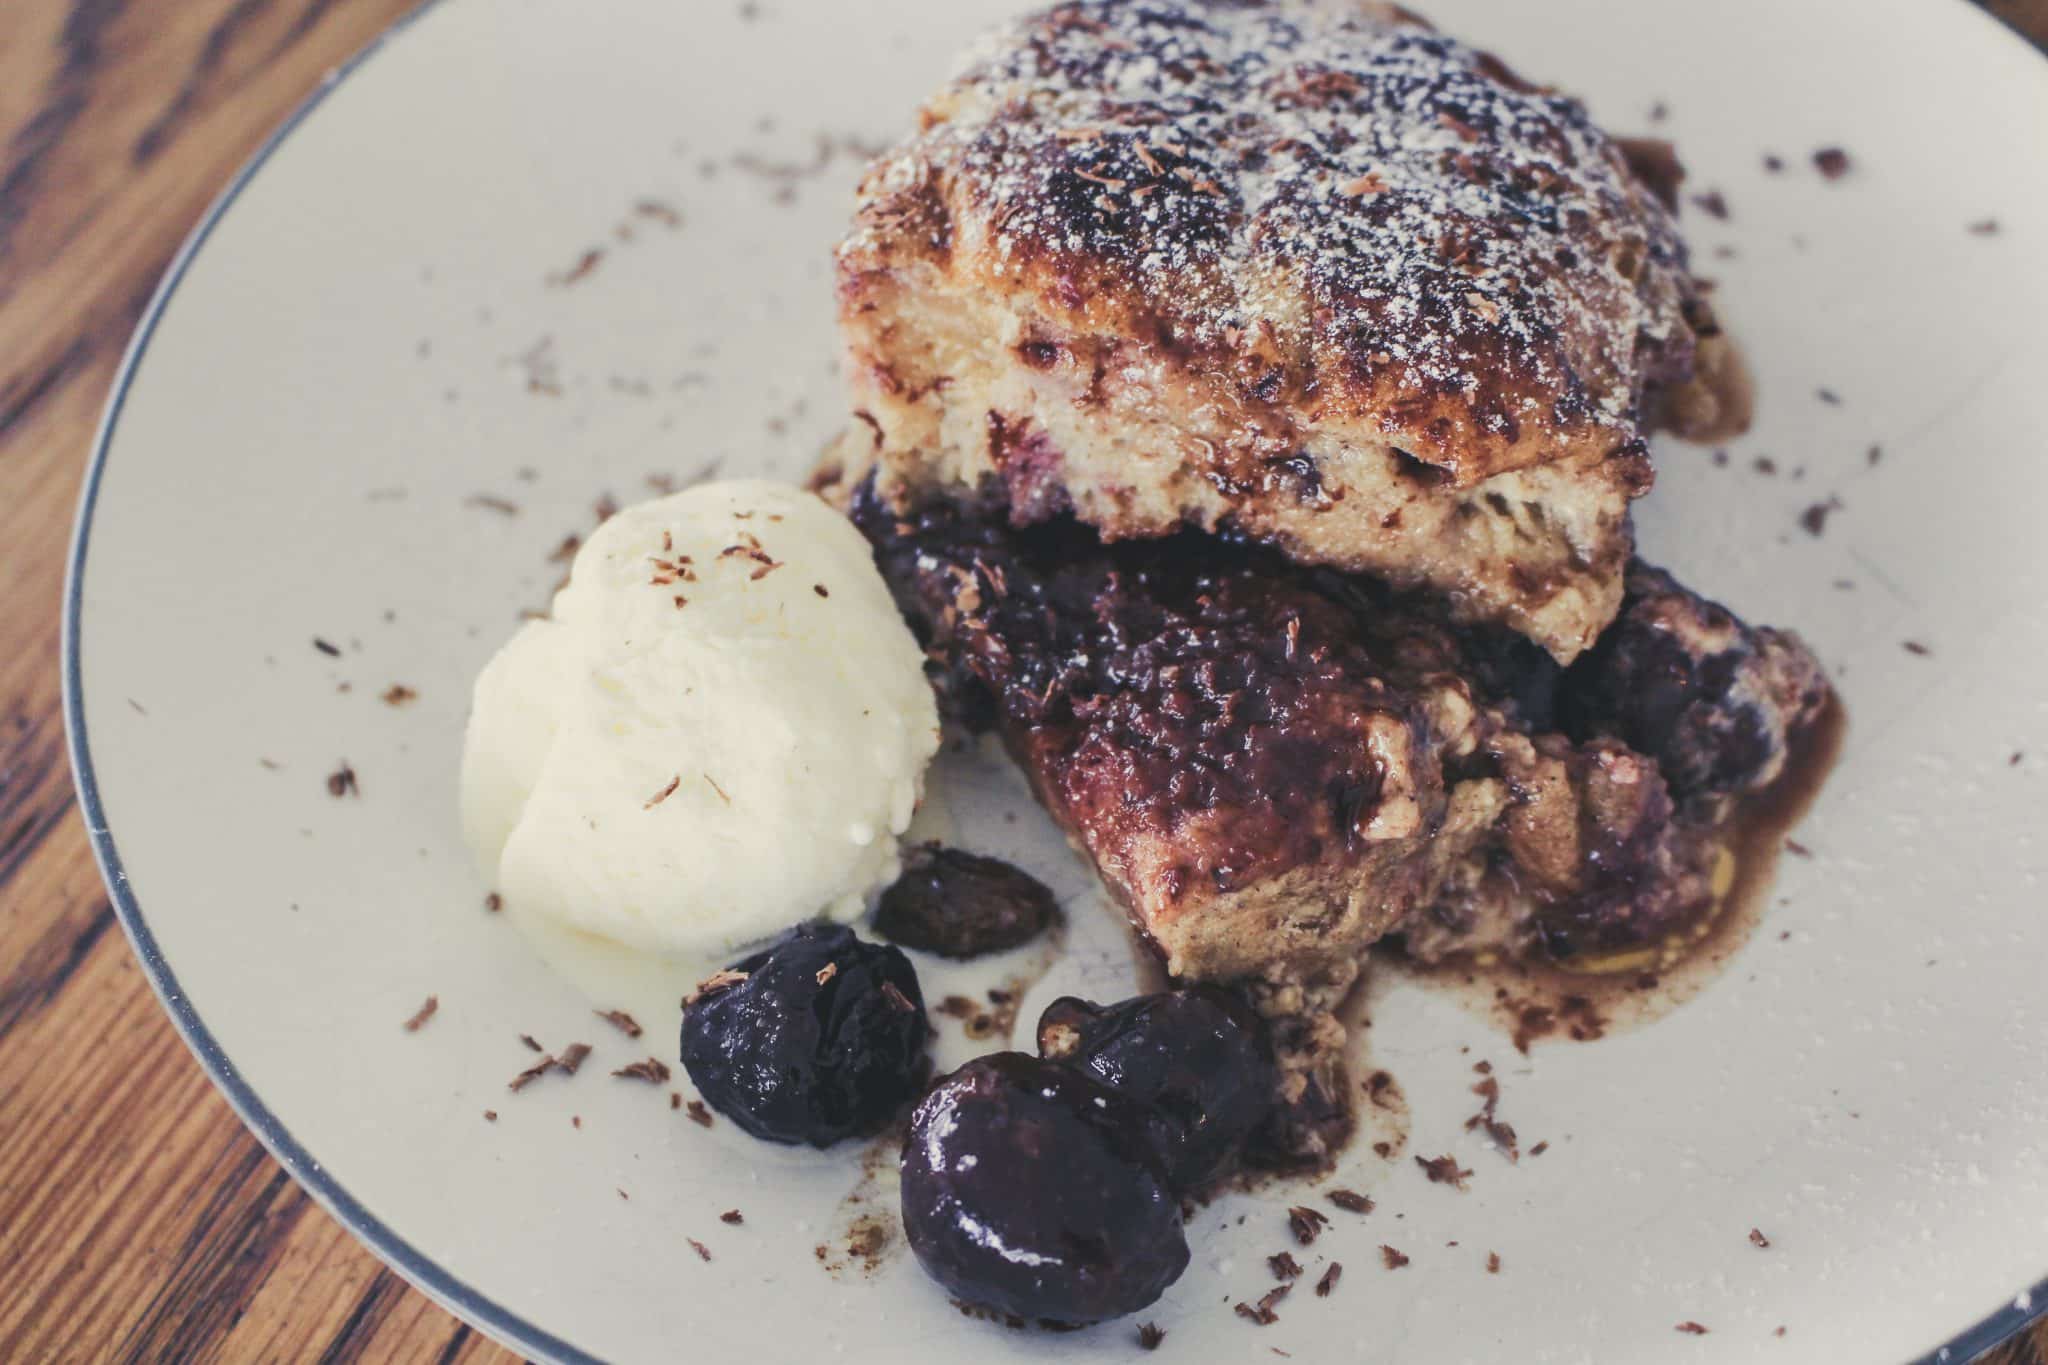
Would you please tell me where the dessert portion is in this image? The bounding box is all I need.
[856,491,1829,1162]
[834,0,1734,661]
[859,494,1825,976]
[460,479,940,957]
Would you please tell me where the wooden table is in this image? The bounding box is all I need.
[2,1,2044,1360]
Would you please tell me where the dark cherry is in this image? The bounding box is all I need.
[679,922,927,1147]
[900,1053,1189,1325]
[1036,986,1276,1189]
[872,844,1060,959]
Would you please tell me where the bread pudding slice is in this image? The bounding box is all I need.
[836,0,1734,662]
[855,492,1828,1160]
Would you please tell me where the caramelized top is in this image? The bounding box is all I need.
[841,0,1701,484]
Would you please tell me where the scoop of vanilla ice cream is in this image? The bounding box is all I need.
[460,479,940,957]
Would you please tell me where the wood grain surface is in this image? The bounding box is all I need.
[0,1,2043,1362]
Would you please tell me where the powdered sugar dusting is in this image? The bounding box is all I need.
[844,0,1695,442]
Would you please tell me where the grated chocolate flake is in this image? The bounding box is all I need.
[1234,1283,1291,1326]
[1315,1262,1342,1297]
[1676,1321,1709,1335]
[550,247,604,287]
[1327,1189,1374,1215]
[644,775,682,809]
[1902,640,1932,657]
[558,1042,592,1074]
[720,1209,744,1225]
[401,995,438,1032]
[519,1033,543,1052]
[312,637,342,657]
[1486,1251,1501,1274]
[1286,1205,1329,1246]
[465,494,520,516]
[1798,498,1840,537]
[1268,1251,1302,1280]
[1416,1153,1473,1189]
[686,1099,714,1128]
[1138,1322,1166,1350]
[1749,1227,1771,1248]
[614,1058,672,1084]
[689,1238,712,1263]
[596,1009,643,1038]
[688,968,749,1005]
[326,763,359,798]
[1380,1245,1410,1270]
[1811,147,1851,180]
[380,684,417,706]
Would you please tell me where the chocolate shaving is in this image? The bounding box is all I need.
[402,996,438,1032]
[688,968,749,1005]
[325,763,358,798]
[1529,1141,1549,1157]
[1749,1228,1771,1248]
[1416,1154,1473,1189]
[312,637,342,657]
[1675,1322,1709,1335]
[550,248,604,286]
[380,684,417,706]
[880,981,916,1014]
[815,962,839,986]
[509,1056,557,1092]
[549,534,581,563]
[1235,1284,1291,1325]
[1464,1075,1519,1161]
[483,1110,497,1122]
[1327,1189,1374,1214]
[720,1209,744,1225]
[1314,1262,1341,1297]
[1811,146,1850,180]
[644,775,682,809]
[596,1009,643,1038]
[1380,1245,1409,1270]
[686,1099,714,1128]
[519,1033,543,1052]
[688,1238,712,1262]
[1902,640,1931,657]
[635,198,683,228]
[1486,1251,1501,1274]
[1784,840,1812,858]
[1138,1322,1166,1350]
[703,773,731,804]
[1286,1206,1329,1246]
[465,494,520,516]
[613,1058,671,1084]
[558,1042,592,1074]
[1815,386,1841,405]
[1689,190,1728,220]
[1268,1252,1302,1280]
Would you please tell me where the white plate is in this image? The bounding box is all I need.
[64,1,2048,1361]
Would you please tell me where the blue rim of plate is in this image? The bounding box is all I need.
[55,2,2048,1362]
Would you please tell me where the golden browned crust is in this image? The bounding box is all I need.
[836,0,1712,660]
